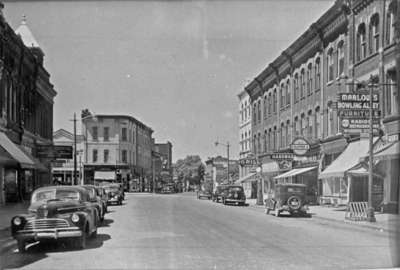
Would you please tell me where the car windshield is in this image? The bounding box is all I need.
[229,187,243,192]
[286,187,304,193]
[32,189,80,203]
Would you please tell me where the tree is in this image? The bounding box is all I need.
[173,155,204,190]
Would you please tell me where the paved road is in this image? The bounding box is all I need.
[0,193,397,270]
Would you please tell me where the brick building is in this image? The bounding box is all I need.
[0,5,57,204]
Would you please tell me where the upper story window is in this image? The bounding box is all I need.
[263,96,267,118]
[386,1,397,45]
[307,64,313,95]
[103,127,109,141]
[337,41,345,76]
[301,114,306,136]
[104,149,109,163]
[294,116,299,136]
[285,121,290,146]
[121,127,127,141]
[286,80,291,106]
[307,111,313,140]
[92,126,98,141]
[300,69,305,98]
[315,107,321,139]
[294,74,299,102]
[315,58,321,90]
[273,90,277,113]
[327,48,334,82]
[92,149,98,163]
[122,150,127,163]
[369,14,380,54]
[257,100,261,123]
[280,123,285,148]
[357,23,367,61]
[253,104,257,124]
[280,84,285,108]
[268,93,272,115]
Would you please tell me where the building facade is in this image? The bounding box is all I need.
[0,5,56,204]
[81,114,153,191]
[242,0,399,212]
[153,141,173,187]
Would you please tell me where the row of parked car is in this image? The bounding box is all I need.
[197,183,309,217]
[10,183,125,253]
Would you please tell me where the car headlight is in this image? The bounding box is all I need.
[71,213,80,223]
[13,217,22,226]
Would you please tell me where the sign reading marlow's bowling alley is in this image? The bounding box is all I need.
[290,138,310,156]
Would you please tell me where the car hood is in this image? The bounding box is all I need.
[29,200,84,217]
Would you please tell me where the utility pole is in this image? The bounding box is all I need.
[73,113,77,185]
[215,141,230,184]
[367,78,376,222]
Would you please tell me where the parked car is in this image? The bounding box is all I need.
[11,186,98,252]
[264,183,309,217]
[197,189,212,200]
[104,184,123,205]
[81,185,105,222]
[95,186,108,214]
[212,185,229,203]
[220,185,246,205]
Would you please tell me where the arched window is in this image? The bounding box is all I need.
[264,130,268,152]
[327,48,334,81]
[294,116,299,136]
[301,113,306,136]
[300,69,305,98]
[268,92,272,115]
[258,133,261,154]
[273,127,277,151]
[337,41,345,76]
[286,79,291,106]
[257,100,261,123]
[273,89,277,113]
[294,74,299,102]
[357,23,366,61]
[268,128,272,151]
[369,14,379,54]
[280,84,285,108]
[385,70,398,116]
[263,95,267,119]
[315,58,321,90]
[253,103,257,125]
[280,123,285,148]
[286,120,290,146]
[307,63,313,95]
[386,1,397,45]
[315,107,321,139]
[307,110,313,140]
[253,134,257,153]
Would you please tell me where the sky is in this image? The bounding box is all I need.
[3,0,334,162]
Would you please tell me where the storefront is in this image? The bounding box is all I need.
[235,172,256,198]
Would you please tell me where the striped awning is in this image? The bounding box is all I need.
[0,132,35,169]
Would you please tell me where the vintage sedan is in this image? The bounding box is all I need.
[264,183,309,217]
[81,185,105,222]
[211,185,229,203]
[104,184,123,205]
[220,185,246,206]
[11,186,98,252]
[95,186,108,213]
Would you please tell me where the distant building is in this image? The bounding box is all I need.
[205,156,238,189]
[52,129,85,185]
[153,141,173,185]
[0,7,57,204]
[81,113,153,191]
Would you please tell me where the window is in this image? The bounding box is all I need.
[300,69,305,98]
[385,70,398,116]
[327,48,334,82]
[104,150,109,163]
[357,23,366,61]
[386,1,397,45]
[253,135,257,153]
[268,130,271,151]
[369,14,379,54]
[286,121,290,146]
[264,130,268,152]
[294,74,299,102]
[273,90,277,113]
[268,93,272,115]
[257,100,261,123]
[294,117,299,136]
[263,96,267,118]
[122,127,127,141]
[308,111,313,140]
[92,149,98,163]
[307,64,312,95]
[92,127,98,141]
[337,42,345,76]
[104,127,109,141]
[286,80,291,106]
[280,84,285,108]
[258,133,261,154]
[122,150,127,163]
[315,58,321,90]
[315,107,321,139]
[273,127,277,151]
[328,106,334,136]
[280,123,285,148]
[301,114,306,136]
[253,104,257,124]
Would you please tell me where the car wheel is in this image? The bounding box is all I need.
[17,240,26,253]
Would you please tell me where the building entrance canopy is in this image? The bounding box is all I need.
[0,132,35,169]
[320,139,373,179]
[94,171,116,180]
[274,166,317,180]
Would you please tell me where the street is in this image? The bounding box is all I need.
[0,193,396,270]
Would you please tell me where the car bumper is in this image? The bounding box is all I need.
[14,227,82,241]
[225,198,246,203]
[280,205,308,212]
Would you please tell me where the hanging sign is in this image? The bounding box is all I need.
[290,138,310,156]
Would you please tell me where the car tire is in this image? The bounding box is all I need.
[17,240,26,253]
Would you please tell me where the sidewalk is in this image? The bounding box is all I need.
[246,199,400,234]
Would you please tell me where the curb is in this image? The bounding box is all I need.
[247,203,396,235]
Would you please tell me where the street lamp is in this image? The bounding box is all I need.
[215,141,230,184]
[255,165,263,205]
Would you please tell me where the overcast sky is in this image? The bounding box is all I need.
[3,0,334,162]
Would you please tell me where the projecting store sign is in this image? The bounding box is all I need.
[337,92,379,110]
[290,138,310,156]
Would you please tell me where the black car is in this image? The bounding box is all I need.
[220,185,246,206]
[264,183,309,217]
[11,186,98,252]
[212,185,229,203]
[104,184,123,205]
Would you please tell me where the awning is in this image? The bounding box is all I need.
[18,146,48,172]
[234,173,256,184]
[347,163,384,178]
[274,166,317,180]
[0,132,35,169]
[373,141,399,161]
[94,171,115,180]
[319,139,372,179]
